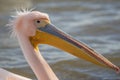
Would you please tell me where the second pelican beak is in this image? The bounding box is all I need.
[30,22,119,72]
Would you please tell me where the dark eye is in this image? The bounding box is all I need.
[36,20,40,23]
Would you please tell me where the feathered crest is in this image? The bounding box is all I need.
[7,8,35,37]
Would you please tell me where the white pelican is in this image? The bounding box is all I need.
[0,10,119,80]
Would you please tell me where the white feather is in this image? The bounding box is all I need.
[7,8,34,37]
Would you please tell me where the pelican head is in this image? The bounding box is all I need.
[9,10,119,73]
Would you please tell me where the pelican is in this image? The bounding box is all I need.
[0,10,119,80]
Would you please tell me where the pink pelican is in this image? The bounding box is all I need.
[0,10,119,80]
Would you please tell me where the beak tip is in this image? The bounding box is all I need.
[116,67,120,74]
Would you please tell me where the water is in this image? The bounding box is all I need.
[0,0,120,80]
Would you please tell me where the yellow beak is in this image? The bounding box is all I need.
[30,23,119,72]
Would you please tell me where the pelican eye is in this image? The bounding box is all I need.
[35,20,48,28]
[35,20,41,24]
[37,20,40,23]
[34,20,41,28]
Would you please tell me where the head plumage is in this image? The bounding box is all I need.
[7,8,33,37]
[7,8,49,37]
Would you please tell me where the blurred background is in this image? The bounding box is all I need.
[0,0,120,80]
